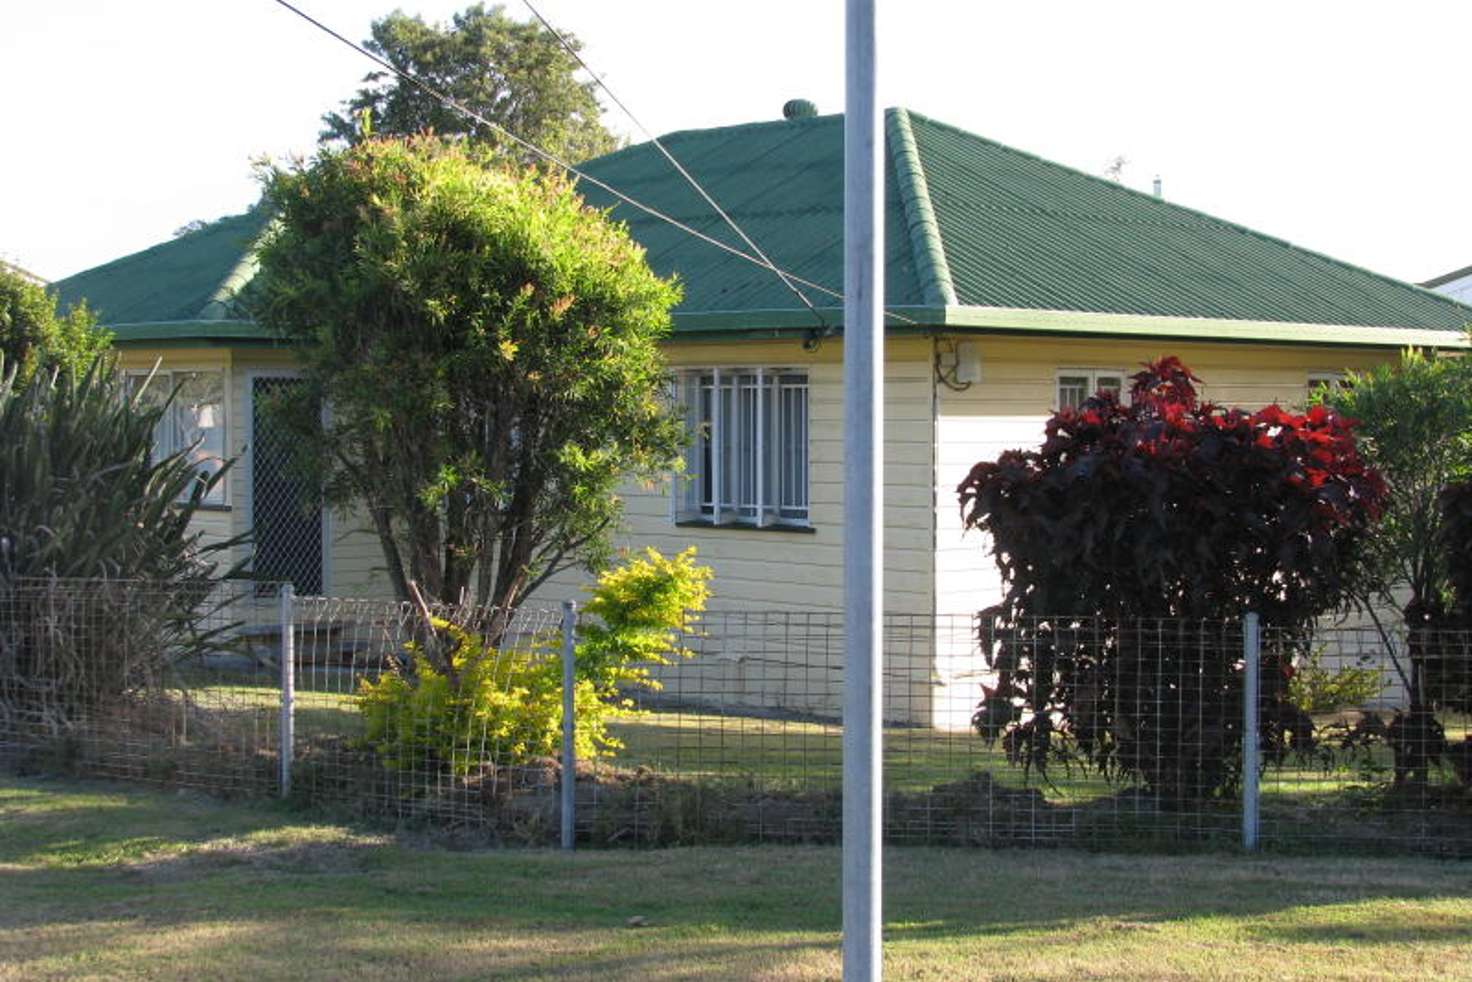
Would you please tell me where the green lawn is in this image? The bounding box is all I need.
[2,776,1470,980]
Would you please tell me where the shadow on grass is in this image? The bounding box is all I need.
[4,778,1470,952]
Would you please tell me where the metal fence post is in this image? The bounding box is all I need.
[279,582,295,799]
[561,599,577,851]
[1242,611,1260,851]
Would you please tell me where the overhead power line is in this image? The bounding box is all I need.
[518,0,826,329]
[266,0,918,328]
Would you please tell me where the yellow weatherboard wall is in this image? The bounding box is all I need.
[537,335,937,620]
[114,345,387,599]
[117,333,1408,728]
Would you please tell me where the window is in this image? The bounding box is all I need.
[1056,369,1125,410]
[675,368,809,527]
[126,370,228,505]
[1308,372,1346,397]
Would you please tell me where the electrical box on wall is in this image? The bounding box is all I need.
[954,341,981,384]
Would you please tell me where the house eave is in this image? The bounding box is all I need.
[937,305,1471,349]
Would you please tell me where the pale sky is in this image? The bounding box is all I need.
[5,1,1470,288]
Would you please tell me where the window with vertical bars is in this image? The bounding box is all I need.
[675,369,809,527]
[1056,369,1125,411]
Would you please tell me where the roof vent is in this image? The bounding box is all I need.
[783,99,818,120]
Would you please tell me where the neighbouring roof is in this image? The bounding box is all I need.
[1,259,48,286]
[53,109,1472,348]
[1422,263,1472,289]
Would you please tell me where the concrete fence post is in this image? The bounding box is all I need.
[1242,611,1260,851]
[561,600,577,851]
[279,582,296,799]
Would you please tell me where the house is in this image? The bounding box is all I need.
[1422,263,1472,304]
[54,106,1472,726]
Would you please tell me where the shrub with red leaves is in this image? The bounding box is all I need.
[957,357,1386,800]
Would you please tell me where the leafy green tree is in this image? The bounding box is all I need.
[0,265,109,384]
[1315,350,1472,784]
[320,4,617,164]
[251,135,683,610]
[1313,349,1472,624]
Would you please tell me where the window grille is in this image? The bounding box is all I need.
[1057,369,1125,411]
[676,368,809,527]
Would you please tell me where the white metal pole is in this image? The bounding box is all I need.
[561,599,577,851]
[279,582,295,799]
[843,1,883,977]
[1242,612,1261,851]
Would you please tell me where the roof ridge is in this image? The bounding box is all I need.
[904,109,1472,323]
[885,108,956,307]
[578,113,842,178]
[196,204,272,321]
[654,111,840,146]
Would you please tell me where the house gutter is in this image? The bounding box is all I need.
[108,320,288,347]
[670,304,1470,349]
[105,307,1470,351]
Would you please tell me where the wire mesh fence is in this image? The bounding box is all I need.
[0,577,284,794]
[602,614,1253,847]
[286,595,566,834]
[2,578,1469,854]
[1259,619,1472,855]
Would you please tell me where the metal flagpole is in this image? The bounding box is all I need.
[843,0,883,978]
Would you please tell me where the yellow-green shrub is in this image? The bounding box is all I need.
[357,546,711,774]
[1287,648,1382,715]
[358,621,608,774]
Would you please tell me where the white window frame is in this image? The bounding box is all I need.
[1055,367,1128,411]
[673,367,810,528]
[125,368,230,507]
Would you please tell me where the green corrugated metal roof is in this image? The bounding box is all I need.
[575,112,925,324]
[575,108,1470,336]
[51,109,1472,345]
[905,112,1467,329]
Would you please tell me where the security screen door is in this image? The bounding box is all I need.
[251,376,323,595]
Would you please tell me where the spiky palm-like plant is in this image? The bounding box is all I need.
[0,356,243,728]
